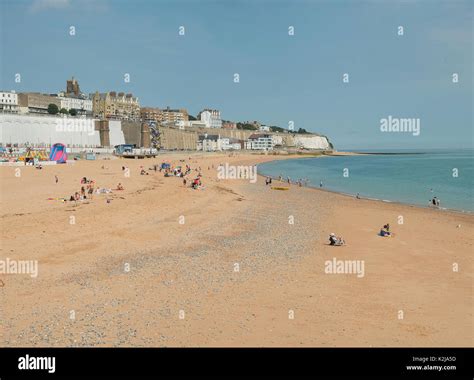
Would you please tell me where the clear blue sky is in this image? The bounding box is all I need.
[0,0,472,149]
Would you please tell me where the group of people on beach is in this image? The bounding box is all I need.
[430,196,441,207]
[329,222,393,246]
[159,161,204,190]
[66,177,96,203]
[63,174,123,205]
[274,175,309,187]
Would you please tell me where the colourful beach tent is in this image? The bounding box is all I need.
[49,143,68,163]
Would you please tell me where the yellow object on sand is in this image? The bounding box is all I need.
[271,186,290,191]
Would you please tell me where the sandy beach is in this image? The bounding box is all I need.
[0,152,472,347]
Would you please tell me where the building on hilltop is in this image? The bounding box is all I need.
[0,91,19,113]
[141,106,189,127]
[57,77,92,115]
[140,107,162,124]
[222,121,237,129]
[66,77,81,97]
[57,96,92,116]
[17,92,61,114]
[198,109,222,128]
[91,91,140,121]
[159,107,189,126]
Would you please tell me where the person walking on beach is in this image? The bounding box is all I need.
[55,175,58,184]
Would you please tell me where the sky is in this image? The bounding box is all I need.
[0,0,472,149]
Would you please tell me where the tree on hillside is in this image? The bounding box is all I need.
[69,108,78,116]
[270,126,287,133]
[59,108,68,114]
[296,128,310,134]
[188,115,197,121]
[236,122,258,131]
[47,104,59,115]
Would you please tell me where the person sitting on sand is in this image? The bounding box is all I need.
[380,224,391,237]
[329,233,345,246]
[116,183,124,190]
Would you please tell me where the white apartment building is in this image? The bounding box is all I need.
[175,120,208,129]
[220,137,242,150]
[198,109,222,128]
[197,134,220,151]
[197,135,242,151]
[0,91,19,113]
[245,134,275,150]
[59,96,93,114]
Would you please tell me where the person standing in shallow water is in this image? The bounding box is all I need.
[320,181,323,188]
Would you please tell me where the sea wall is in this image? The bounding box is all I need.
[159,127,198,150]
[0,114,101,147]
[0,114,332,151]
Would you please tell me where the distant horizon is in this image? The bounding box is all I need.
[1,0,472,149]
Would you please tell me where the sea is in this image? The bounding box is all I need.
[258,149,473,212]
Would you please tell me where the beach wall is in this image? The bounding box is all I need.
[121,121,142,147]
[0,114,332,150]
[159,127,198,150]
[0,114,101,147]
[109,120,126,146]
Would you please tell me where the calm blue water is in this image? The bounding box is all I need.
[259,150,473,212]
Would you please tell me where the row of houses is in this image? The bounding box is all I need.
[0,89,93,116]
[197,133,275,151]
[1,77,227,128]
[1,78,274,134]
